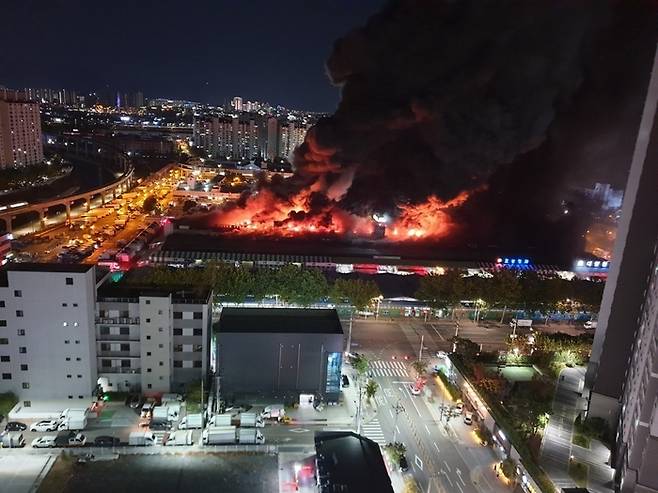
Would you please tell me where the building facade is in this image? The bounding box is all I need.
[585,46,658,492]
[96,285,212,394]
[216,308,343,404]
[0,264,99,406]
[0,95,44,168]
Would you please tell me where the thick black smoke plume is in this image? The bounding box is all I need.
[289,0,658,260]
[294,0,595,213]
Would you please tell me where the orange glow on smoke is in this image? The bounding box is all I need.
[388,191,469,240]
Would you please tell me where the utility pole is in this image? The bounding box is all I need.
[419,334,425,361]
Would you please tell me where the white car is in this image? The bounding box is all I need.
[31,436,56,448]
[463,412,473,425]
[30,420,60,432]
[409,384,421,396]
[436,351,448,359]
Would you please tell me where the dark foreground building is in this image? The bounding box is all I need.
[314,431,393,493]
[216,308,343,404]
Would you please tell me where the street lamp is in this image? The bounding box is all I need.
[374,295,384,319]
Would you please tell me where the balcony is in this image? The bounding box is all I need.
[99,367,141,374]
[96,317,140,325]
[97,351,140,358]
[96,333,140,342]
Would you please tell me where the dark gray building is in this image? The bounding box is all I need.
[216,308,343,404]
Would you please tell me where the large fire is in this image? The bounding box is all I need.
[212,184,470,241]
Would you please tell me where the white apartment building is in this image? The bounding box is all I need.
[0,97,44,168]
[0,264,101,407]
[585,45,658,492]
[95,285,212,395]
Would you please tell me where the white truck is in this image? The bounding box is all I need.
[239,413,264,428]
[128,431,156,446]
[178,413,203,429]
[584,320,598,330]
[202,426,265,445]
[161,393,183,404]
[261,404,285,421]
[164,430,194,446]
[151,405,171,424]
[510,318,533,328]
[207,413,232,428]
[1,432,25,448]
[58,409,87,430]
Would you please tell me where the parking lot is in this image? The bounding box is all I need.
[38,452,278,493]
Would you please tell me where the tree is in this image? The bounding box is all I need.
[350,354,370,379]
[331,278,381,311]
[416,269,466,315]
[411,360,427,379]
[365,379,379,403]
[451,337,480,361]
[403,477,421,493]
[384,442,406,463]
[275,265,328,306]
[500,458,517,480]
[142,195,158,213]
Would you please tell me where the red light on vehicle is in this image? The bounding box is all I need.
[404,355,409,360]
[392,355,397,360]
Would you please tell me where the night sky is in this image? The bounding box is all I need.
[0,0,385,111]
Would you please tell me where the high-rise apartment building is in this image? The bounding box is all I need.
[95,284,212,394]
[0,93,44,168]
[0,264,100,405]
[231,96,243,111]
[584,46,658,492]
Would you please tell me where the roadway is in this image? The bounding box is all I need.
[344,318,511,492]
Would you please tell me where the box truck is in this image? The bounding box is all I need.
[510,319,532,328]
[164,430,194,446]
[207,413,232,428]
[202,426,265,445]
[58,410,87,430]
[178,413,203,429]
[151,406,171,424]
[239,413,264,428]
[1,432,25,448]
[261,404,285,421]
[128,431,156,446]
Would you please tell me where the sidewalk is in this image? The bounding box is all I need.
[539,366,614,492]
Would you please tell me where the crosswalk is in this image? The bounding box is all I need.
[370,360,409,378]
[361,418,387,445]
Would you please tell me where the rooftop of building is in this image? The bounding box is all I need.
[3,262,95,274]
[218,308,343,335]
[97,278,212,304]
[314,431,393,493]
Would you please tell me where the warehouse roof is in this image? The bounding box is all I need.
[219,308,343,334]
[314,431,393,493]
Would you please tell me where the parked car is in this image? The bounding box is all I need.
[409,384,421,396]
[30,420,60,432]
[149,421,172,431]
[94,435,120,447]
[463,412,473,425]
[31,436,56,448]
[399,455,409,472]
[126,394,141,409]
[436,351,448,358]
[341,375,350,388]
[454,402,464,414]
[5,421,27,432]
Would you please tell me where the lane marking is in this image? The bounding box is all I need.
[389,409,394,419]
[441,469,453,486]
[443,460,451,472]
[433,442,440,454]
[424,424,431,436]
[456,468,466,486]
[456,482,464,493]
[415,455,423,471]
[404,387,422,417]
[395,425,400,436]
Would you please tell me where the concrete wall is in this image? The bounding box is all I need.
[217,331,343,402]
[0,269,96,404]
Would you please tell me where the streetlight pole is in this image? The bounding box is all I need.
[419,334,425,361]
[345,312,353,354]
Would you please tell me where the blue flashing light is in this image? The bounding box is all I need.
[524,259,529,265]
[504,258,509,264]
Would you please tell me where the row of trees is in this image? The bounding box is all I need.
[416,269,604,315]
[0,157,68,190]
[124,263,382,309]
